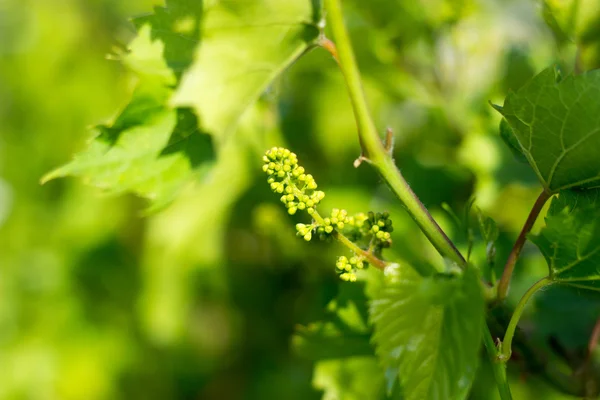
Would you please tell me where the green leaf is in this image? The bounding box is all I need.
[494,67,600,193]
[498,118,527,164]
[474,206,499,270]
[369,264,484,400]
[43,26,215,210]
[530,189,600,290]
[293,283,374,360]
[313,356,387,400]
[172,0,321,140]
[132,0,202,79]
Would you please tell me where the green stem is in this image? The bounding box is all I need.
[324,0,465,269]
[500,277,553,361]
[483,323,513,400]
[497,190,552,300]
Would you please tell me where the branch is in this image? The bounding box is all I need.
[483,323,513,400]
[499,277,553,362]
[497,190,552,300]
[323,0,465,270]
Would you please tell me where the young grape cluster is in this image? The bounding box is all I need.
[263,147,393,281]
[263,147,325,215]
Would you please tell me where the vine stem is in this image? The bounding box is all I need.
[323,0,465,270]
[500,277,553,361]
[497,190,552,300]
[483,324,513,400]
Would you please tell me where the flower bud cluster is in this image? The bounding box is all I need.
[263,147,325,215]
[336,255,365,282]
[365,211,393,249]
[262,147,395,284]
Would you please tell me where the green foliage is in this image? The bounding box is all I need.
[313,357,386,400]
[42,25,215,210]
[370,264,484,400]
[172,0,321,140]
[5,0,600,398]
[494,67,600,193]
[132,0,203,78]
[530,188,600,290]
[293,283,373,360]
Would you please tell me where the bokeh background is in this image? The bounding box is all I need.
[1,0,599,399]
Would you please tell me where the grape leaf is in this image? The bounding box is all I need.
[172,0,321,140]
[43,26,215,210]
[132,0,202,79]
[494,67,600,193]
[369,264,484,400]
[530,189,600,290]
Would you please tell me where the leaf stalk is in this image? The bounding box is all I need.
[497,190,552,300]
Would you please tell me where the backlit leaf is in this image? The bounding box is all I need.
[370,264,484,400]
[172,0,321,140]
[530,188,600,290]
[495,67,600,193]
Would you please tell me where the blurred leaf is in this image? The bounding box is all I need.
[43,26,215,210]
[172,0,320,140]
[530,188,600,290]
[494,67,600,193]
[543,0,600,42]
[132,0,202,79]
[369,264,484,400]
[313,356,387,400]
[293,283,374,360]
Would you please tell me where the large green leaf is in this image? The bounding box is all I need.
[369,264,484,400]
[530,189,600,290]
[43,26,215,210]
[494,67,600,193]
[172,0,321,140]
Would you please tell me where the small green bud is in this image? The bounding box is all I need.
[304,232,312,241]
[288,207,297,215]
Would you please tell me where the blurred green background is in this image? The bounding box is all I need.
[1,0,599,399]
